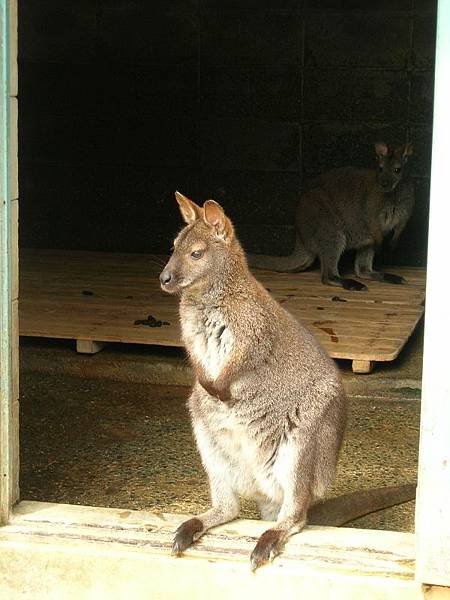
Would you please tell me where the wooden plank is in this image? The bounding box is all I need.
[352,360,374,374]
[76,340,107,354]
[19,249,426,367]
[0,500,422,600]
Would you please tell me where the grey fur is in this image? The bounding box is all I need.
[248,142,415,291]
[161,193,346,570]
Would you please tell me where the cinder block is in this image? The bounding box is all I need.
[201,12,303,66]
[201,0,304,8]
[304,69,408,122]
[305,13,410,68]
[19,0,97,63]
[200,119,300,172]
[306,0,411,9]
[19,63,98,118]
[412,14,437,69]
[409,126,433,178]
[201,65,300,120]
[99,3,198,65]
[410,71,435,123]
[199,169,300,227]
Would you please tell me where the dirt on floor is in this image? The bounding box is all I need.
[19,329,422,531]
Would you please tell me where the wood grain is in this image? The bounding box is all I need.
[19,249,426,366]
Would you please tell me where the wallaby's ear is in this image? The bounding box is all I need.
[175,191,203,225]
[203,200,234,241]
[375,142,389,158]
[393,143,413,162]
[402,143,413,159]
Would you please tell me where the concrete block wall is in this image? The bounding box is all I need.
[18,0,436,266]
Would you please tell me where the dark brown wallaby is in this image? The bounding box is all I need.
[160,192,415,570]
[248,142,415,291]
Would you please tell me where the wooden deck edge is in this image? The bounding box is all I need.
[17,331,414,364]
[0,500,427,599]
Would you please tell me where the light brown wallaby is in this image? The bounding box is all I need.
[160,192,415,570]
[248,142,415,291]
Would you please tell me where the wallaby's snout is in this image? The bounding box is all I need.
[160,250,187,294]
[159,267,172,286]
[379,173,395,192]
[159,260,179,294]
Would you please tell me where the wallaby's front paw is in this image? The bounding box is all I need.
[172,518,204,556]
[250,529,284,572]
[383,273,406,285]
[199,378,232,403]
[342,278,368,292]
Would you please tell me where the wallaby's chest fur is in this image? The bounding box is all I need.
[180,302,234,380]
[308,167,414,248]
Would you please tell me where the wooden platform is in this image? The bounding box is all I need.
[19,249,426,373]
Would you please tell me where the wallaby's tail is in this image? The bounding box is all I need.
[308,484,416,527]
[247,233,315,273]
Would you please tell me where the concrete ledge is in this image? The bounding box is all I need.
[0,501,424,600]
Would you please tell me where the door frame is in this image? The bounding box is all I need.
[0,0,449,596]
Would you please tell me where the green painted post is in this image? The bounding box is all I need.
[0,0,16,525]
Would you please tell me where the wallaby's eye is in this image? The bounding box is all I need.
[191,249,204,260]
[394,167,401,174]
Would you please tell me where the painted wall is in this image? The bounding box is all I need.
[18,0,436,265]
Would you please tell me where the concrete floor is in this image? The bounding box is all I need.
[19,323,423,532]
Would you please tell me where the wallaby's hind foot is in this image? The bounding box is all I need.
[381,272,406,284]
[342,278,368,291]
[358,270,406,285]
[250,528,286,571]
[172,518,204,556]
[324,275,368,292]
[342,279,367,292]
[319,240,367,291]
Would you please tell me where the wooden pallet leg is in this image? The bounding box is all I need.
[76,340,107,354]
[352,360,374,374]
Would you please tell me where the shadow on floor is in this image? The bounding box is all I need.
[19,368,419,532]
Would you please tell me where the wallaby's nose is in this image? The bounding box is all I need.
[380,175,391,189]
[160,270,172,286]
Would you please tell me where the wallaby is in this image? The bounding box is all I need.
[160,192,415,570]
[248,142,415,291]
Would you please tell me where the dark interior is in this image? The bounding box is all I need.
[18,0,436,266]
[16,1,434,533]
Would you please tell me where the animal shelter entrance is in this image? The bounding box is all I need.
[2,0,450,597]
[20,249,426,373]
